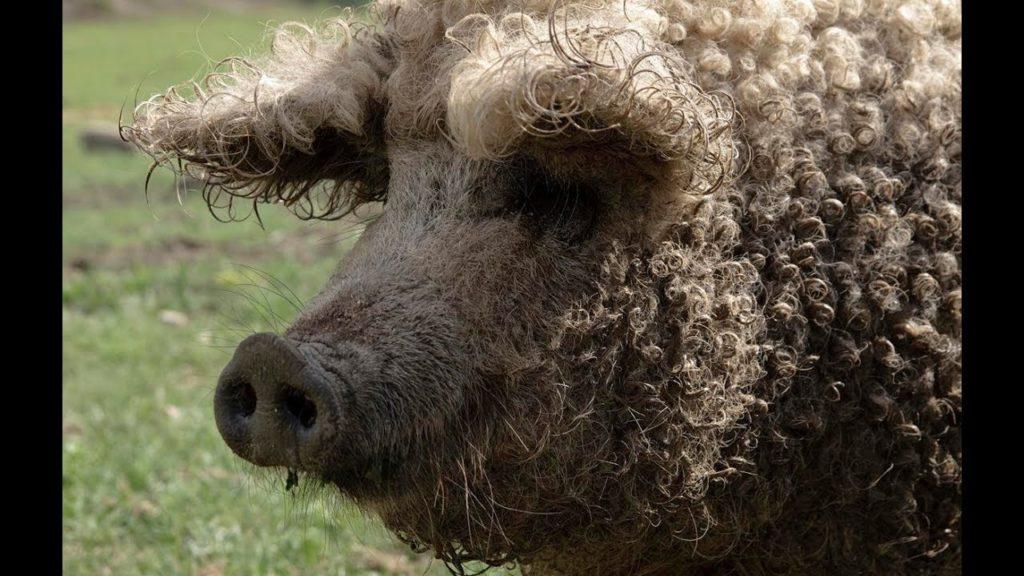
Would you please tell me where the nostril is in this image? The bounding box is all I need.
[283,385,317,428]
[223,378,257,418]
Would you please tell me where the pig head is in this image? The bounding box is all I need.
[127,1,765,573]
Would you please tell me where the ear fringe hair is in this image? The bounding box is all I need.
[121,10,395,221]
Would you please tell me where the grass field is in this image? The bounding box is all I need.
[62,5,512,575]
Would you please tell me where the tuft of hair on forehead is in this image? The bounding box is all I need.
[122,11,396,221]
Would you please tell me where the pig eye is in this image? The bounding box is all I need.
[507,164,599,242]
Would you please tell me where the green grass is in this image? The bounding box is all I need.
[62,4,353,111]
[62,6,509,575]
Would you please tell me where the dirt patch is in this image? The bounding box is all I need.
[63,421,85,439]
[62,223,363,274]
[352,544,435,576]
[195,561,225,576]
[80,126,135,154]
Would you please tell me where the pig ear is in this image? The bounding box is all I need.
[124,17,394,220]
[445,8,735,194]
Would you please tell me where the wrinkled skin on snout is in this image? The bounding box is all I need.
[216,142,617,497]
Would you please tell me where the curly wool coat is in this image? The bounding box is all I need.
[127,1,961,574]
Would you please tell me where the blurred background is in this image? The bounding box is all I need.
[62,1,506,574]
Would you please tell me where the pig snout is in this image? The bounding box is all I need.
[214,332,343,471]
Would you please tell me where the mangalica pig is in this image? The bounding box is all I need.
[126,1,962,574]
